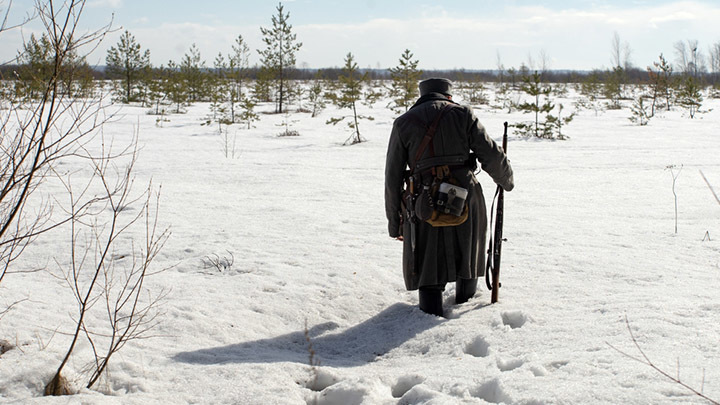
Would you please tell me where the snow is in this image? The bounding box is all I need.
[1,86,720,404]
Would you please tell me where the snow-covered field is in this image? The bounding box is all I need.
[1,87,720,404]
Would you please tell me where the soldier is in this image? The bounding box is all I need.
[385,78,514,316]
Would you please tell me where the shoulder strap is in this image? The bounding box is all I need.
[410,103,454,174]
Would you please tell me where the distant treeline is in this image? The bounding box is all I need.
[2,64,717,85]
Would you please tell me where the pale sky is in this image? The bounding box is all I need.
[2,0,720,71]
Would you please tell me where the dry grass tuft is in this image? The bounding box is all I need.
[44,373,73,396]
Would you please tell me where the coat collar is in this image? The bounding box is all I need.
[410,93,457,110]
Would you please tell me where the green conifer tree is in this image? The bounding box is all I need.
[460,75,488,106]
[16,33,91,98]
[651,53,673,112]
[227,35,250,122]
[165,60,188,113]
[239,94,259,129]
[258,2,302,113]
[546,103,575,139]
[514,71,554,138]
[676,76,703,118]
[575,71,603,115]
[17,34,55,98]
[307,72,327,117]
[629,95,651,125]
[388,49,422,113]
[253,67,274,102]
[146,65,168,115]
[105,30,151,103]
[603,66,624,109]
[210,53,229,124]
[180,43,207,102]
[326,52,373,145]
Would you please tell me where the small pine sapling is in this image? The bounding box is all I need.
[239,93,259,129]
[647,54,673,115]
[277,110,300,137]
[207,53,230,129]
[165,61,188,114]
[307,73,327,118]
[574,71,604,116]
[286,81,306,112]
[676,76,703,119]
[180,43,208,103]
[554,83,570,97]
[326,52,374,145]
[253,68,273,103]
[603,66,625,109]
[629,95,651,126]
[227,35,251,123]
[513,71,555,139]
[105,30,151,103]
[460,76,489,106]
[364,80,384,108]
[545,103,575,140]
[258,2,303,113]
[711,83,720,99]
[146,65,168,116]
[494,81,514,113]
[387,49,422,113]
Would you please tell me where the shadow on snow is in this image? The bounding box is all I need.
[173,303,442,367]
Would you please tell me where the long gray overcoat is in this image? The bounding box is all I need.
[384,93,514,291]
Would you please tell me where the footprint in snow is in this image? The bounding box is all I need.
[391,374,425,398]
[304,368,339,392]
[470,378,513,404]
[497,357,524,372]
[547,360,569,371]
[464,336,490,358]
[501,310,530,329]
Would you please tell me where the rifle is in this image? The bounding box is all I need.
[485,122,508,304]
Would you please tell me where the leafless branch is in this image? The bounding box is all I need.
[0,297,27,320]
[699,170,720,206]
[1,0,116,286]
[0,0,37,40]
[607,315,719,405]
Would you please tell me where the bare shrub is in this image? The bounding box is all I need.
[203,251,235,272]
[0,0,113,285]
[0,0,169,395]
[277,129,300,137]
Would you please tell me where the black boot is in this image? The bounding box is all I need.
[455,278,477,304]
[418,287,444,317]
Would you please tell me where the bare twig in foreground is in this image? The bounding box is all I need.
[607,315,719,405]
[699,170,720,206]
